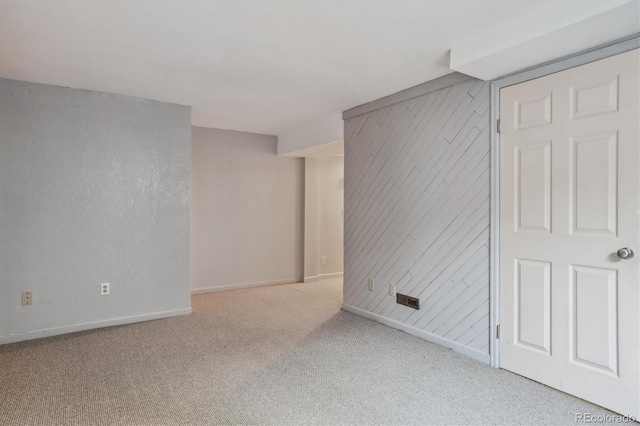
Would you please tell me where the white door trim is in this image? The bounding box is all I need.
[489,34,640,368]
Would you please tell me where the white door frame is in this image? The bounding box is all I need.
[488,34,640,368]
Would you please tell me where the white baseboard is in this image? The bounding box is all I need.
[341,303,490,365]
[0,307,192,345]
[318,272,344,280]
[191,278,302,294]
[303,276,319,283]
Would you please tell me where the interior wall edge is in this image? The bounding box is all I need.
[191,278,303,295]
[0,308,192,345]
[342,304,491,365]
[342,72,476,120]
[318,272,344,280]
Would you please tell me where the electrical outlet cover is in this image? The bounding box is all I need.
[21,292,32,306]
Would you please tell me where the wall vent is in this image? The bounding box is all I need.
[396,293,419,310]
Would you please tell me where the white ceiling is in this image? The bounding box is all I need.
[0,1,627,136]
[450,1,638,80]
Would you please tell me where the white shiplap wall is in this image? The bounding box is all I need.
[343,77,491,363]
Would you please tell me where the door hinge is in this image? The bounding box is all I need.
[496,119,501,134]
[496,325,500,339]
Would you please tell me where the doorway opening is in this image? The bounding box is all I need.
[285,140,345,300]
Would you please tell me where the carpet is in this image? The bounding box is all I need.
[0,279,624,425]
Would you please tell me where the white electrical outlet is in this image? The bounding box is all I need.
[101,283,110,295]
[321,256,326,265]
[368,278,375,291]
[389,282,396,296]
[22,292,33,306]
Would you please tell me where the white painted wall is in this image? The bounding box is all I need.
[318,156,344,276]
[191,127,304,293]
[0,78,192,344]
[304,158,320,282]
[342,75,491,364]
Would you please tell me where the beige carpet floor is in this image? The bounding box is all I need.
[0,278,625,425]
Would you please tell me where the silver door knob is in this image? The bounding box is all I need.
[617,247,635,260]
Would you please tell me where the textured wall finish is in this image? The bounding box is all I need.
[191,127,304,292]
[0,78,192,343]
[343,78,491,362]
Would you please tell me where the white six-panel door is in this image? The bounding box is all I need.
[500,49,639,417]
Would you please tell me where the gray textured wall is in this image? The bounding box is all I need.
[343,77,491,362]
[0,78,192,342]
[191,127,304,292]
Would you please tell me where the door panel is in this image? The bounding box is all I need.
[515,93,552,129]
[515,141,552,232]
[515,259,551,354]
[571,132,617,235]
[500,49,639,417]
[570,76,618,119]
[570,265,618,375]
